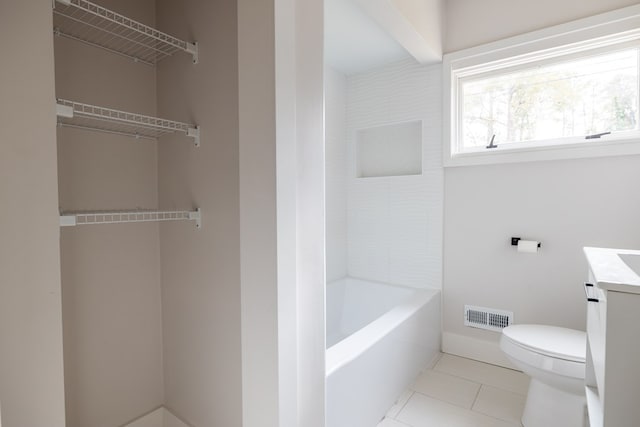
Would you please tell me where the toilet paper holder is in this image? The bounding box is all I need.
[511,237,542,248]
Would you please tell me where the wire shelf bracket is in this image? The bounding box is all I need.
[60,208,202,229]
[53,0,199,65]
[56,99,200,147]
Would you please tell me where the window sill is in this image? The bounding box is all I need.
[444,137,640,167]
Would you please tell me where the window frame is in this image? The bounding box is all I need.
[443,5,640,167]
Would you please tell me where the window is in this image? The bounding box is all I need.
[444,5,640,166]
[462,48,639,149]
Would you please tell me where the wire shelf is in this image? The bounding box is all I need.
[56,99,200,146]
[53,0,198,65]
[60,208,202,228]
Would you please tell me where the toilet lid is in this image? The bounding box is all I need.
[502,324,586,363]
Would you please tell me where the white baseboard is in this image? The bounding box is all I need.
[442,331,518,370]
[124,407,190,427]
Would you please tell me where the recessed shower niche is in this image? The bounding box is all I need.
[356,120,422,178]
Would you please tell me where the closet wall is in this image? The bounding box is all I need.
[55,0,243,425]
[55,1,164,426]
[2,0,311,425]
[156,0,242,426]
[0,1,66,426]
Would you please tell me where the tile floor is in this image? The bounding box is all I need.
[377,353,530,427]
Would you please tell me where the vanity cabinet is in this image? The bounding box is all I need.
[583,247,640,427]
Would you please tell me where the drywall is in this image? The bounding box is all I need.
[325,67,349,282]
[238,0,326,424]
[354,0,442,64]
[158,1,326,426]
[444,0,639,52]
[273,0,326,424]
[443,0,640,365]
[287,0,326,422]
[325,0,409,75]
[0,1,66,426]
[55,1,164,426]
[392,0,443,58]
[156,0,242,426]
[238,0,279,425]
[346,59,443,289]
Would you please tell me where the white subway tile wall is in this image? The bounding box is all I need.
[325,67,349,282]
[346,59,443,289]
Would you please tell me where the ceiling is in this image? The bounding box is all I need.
[324,0,411,75]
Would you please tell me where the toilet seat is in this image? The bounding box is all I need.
[503,324,586,362]
[501,324,586,379]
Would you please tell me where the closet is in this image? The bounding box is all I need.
[51,1,236,426]
[54,0,201,228]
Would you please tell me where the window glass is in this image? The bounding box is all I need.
[460,48,639,150]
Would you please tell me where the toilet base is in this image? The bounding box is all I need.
[522,378,587,427]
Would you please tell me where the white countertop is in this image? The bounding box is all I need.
[584,247,640,294]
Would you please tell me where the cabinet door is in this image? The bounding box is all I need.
[602,291,640,427]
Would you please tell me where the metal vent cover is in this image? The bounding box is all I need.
[464,305,513,332]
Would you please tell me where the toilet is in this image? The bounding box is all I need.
[500,324,586,427]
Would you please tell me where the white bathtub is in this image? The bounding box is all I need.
[326,277,441,427]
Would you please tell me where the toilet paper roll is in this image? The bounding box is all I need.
[517,240,539,253]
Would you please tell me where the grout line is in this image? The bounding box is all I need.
[385,355,528,426]
[426,351,444,369]
[412,386,481,410]
[393,390,415,420]
[410,369,482,411]
[431,366,482,385]
[470,384,527,425]
[379,417,414,427]
[439,352,516,370]
[434,355,530,396]
[381,414,414,427]
[400,391,415,411]
[470,383,484,411]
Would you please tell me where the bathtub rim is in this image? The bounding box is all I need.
[325,281,441,377]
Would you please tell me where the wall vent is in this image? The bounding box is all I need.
[464,305,513,332]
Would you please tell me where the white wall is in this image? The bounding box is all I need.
[238,0,279,425]
[346,59,443,289]
[442,0,640,366]
[325,67,349,282]
[157,1,326,427]
[284,0,326,424]
[240,0,326,425]
[444,0,640,53]
[156,0,242,426]
[0,1,66,426]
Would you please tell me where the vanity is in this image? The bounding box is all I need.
[583,247,640,427]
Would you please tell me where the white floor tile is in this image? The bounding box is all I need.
[377,417,412,427]
[472,385,526,423]
[412,370,481,409]
[386,389,414,418]
[397,393,520,427]
[434,354,530,395]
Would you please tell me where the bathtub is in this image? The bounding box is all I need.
[326,277,441,427]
